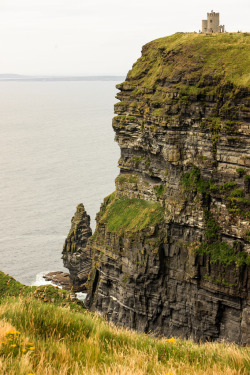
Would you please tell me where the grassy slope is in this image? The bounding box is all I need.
[127,32,250,88]
[0,271,249,375]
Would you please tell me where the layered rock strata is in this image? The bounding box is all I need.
[62,204,92,292]
[66,33,250,344]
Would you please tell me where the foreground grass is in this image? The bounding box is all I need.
[0,271,249,374]
[0,295,249,375]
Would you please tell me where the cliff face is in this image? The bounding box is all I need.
[65,33,250,344]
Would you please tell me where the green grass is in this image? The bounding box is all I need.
[0,288,249,374]
[0,271,84,313]
[196,211,250,267]
[126,32,250,88]
[98,196,164,233]
[230,189,244,198]
[181,165,211,198]
[180,167,250,267]
[197,241,250,267]
[115,174,138,184]
[152,108,165,117]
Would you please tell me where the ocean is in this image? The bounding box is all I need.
[0,80,121,286]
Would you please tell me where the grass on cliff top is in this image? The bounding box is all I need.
[127,32,250,88]
[0,271,84,313]
[0,292,249,375]
[98,195,164,233]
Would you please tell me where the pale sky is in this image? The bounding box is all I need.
[0,0,249,76]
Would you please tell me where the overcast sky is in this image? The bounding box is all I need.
[0,0,249,76]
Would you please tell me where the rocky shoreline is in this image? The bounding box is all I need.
[43,271,71,290]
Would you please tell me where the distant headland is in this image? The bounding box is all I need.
[0,74,125,82]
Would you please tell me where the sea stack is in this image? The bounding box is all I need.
[62,203,92,291]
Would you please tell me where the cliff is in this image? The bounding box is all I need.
[63,33,250,344]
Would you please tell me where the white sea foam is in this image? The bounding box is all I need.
[31,271,57,287]
[76,292,87,301]
[32,272,87,302]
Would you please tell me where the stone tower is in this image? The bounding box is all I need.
[202,10,225,33]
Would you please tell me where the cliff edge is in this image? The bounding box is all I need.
[64,33,250,344]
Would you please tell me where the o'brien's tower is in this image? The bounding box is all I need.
[202,10,225,33]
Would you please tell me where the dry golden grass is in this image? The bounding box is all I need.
[0,297,249,375]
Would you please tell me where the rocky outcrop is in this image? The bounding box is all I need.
[65,33,250,344]
[62,204,92,292]
[43,271,71,290]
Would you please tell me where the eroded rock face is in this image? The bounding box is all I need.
[66,33,250,344]
[62,204,92,292]
[85,223,249,343]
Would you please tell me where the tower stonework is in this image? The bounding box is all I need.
[202,10,225,33]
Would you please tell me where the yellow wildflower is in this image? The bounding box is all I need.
[10,344,17,347]
[5,330,20,336]
[167,338,176,343]
[29,347,35,350]
[22,349,26,353]
[5,330,16,335]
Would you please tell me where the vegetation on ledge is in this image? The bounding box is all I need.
[98,194,164,233]
[181,167,250,267]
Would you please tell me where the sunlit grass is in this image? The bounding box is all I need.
[0,296,249,375]
[98,196,164,233]
[127,32,250,88]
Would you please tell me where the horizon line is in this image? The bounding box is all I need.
[0,74,126,82]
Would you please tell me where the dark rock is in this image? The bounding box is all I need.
[43,271,71,290]
[62,204,92,292]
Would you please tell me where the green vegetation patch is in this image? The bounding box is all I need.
[197,241,250,267]
[181,165,212,198]
[116,174,138,184]
[0,271,84,312]
[182,166,250,219]
[0,271,29,298]
[126,32,250,88]
[153,184,165,197]
[180,166,250,267]
[152,108,165,117]
[99,197,164,233]
[246,230,250,242]
[196,211,250,267]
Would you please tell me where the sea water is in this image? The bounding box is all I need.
[0,80,120,285]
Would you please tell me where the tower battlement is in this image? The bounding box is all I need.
[202,10,225,33]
